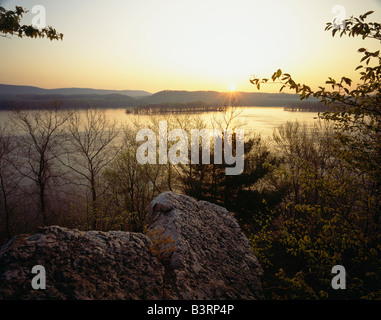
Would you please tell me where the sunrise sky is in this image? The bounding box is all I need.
[1,0,381,93]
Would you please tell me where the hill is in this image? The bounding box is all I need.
[139,90,300,106]
[0,84,303,110]
[0,84,151,98]
[0,93,138,110]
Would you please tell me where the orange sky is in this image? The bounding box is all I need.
[1,0,381,93]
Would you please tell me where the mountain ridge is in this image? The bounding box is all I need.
[0,84,304,109]
[0,84,152,98]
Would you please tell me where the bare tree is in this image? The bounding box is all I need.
[11,103,71,226]
[63,108,120,230]
[101,121,167,232]
[272,120,339,215]
[0,124,22,240]
[212,106,246,132]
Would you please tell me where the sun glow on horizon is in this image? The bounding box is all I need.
[0,0,381,92]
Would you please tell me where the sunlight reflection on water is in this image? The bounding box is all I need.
[105,106,320,138]
[0,106,320,138]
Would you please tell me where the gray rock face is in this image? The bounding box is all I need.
[0,192,263,300]
[0,226,164,299]
[148,192,263,299]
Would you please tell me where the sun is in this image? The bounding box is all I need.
[229,85,236,92]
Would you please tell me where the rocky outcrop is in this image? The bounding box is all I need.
[0,192,263,300]
[0,227,164,299]
[148,192,263,299]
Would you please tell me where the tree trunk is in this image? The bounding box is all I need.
[0,173,11,240]
[39,181,48,226]
[91,174,97,230]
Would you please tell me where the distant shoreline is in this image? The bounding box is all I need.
[0,84,327,112]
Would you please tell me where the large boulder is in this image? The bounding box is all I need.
[147,192,263,299]
[0,226,164,299]
[0,192,263,300]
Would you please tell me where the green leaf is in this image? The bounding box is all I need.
[342,77,352,86]
[364,10,374,17]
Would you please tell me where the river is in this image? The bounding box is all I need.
[104,106,320,138]
[0,106,320,139]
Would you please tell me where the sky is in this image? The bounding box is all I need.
[1,0,381,93]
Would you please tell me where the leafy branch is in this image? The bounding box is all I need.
[0,6,63,40]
